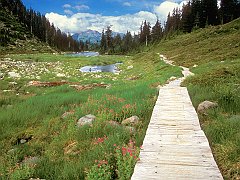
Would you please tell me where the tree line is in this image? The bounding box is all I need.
[0,0,88,51]
[100,0,240,54]
[99,20,163,54]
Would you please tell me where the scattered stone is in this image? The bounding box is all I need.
[61,111,75,119]
[9,81,18,85]
[193,64,198,68]
[8,148,17,154]
[127,65,133,69]
[106,84,112,89]
[20,139,27,144]
[3,57,12,61]
[77,114,96,126]
[122,116,140,126]
[56,73,66,77]
[8,72,21,78]
[3,90,14,92]
[169,76,177,81]
[0,72,4,79]
[197,101,218,114]
[157,85,162,91]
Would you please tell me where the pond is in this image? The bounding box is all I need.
[80,63,122,73]
[65,52,99,57]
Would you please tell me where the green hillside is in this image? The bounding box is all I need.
[154,18,240,179]
[0,9,55,55]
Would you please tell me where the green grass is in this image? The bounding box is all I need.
[0,53,181,179]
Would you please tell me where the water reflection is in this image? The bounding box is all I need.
[66,52,99,57]
[80,63,122,73]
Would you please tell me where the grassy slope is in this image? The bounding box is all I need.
[154,18,240,179]
[0,53,181,179]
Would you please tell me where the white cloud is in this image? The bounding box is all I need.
[74,5,90,11]
[123,2,132,7]
[63,4,71,9]
[46,11,157,34]
[48,1,191,34]
[64,9,73,15]
[154,1,188,22]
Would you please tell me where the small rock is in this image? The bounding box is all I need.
[122,116,139,126]
[8,72,21,78]
[77,114,96,126]
[127,65,133,69]
[193,64,198,68]
[3,57,12,61]
[8,148,17,154]
[20,139,27,144]
[56,73,66,77]
[169,76,177,81]
[197,101,218,114]
[157,85,162,90]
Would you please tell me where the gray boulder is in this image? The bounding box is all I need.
[122,116,139,126]
[197,101,218,114]
[77,114,96,126]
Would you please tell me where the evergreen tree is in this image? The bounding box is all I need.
[220,0,239,23]
[105,25,113,52]
[139,20,151,46]
[100,29,107,53]
[201,0,218,26]
[123,31,133,52]
[151,19,163,42]
[113,34,122,53]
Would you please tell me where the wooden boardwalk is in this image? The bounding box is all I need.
[131,59,223,179]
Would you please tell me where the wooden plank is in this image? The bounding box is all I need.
[131,74,223,179]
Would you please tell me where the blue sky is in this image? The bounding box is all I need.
[21,0,187,34]
[22,0,164,15]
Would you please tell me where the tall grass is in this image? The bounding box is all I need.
[184,58,240,179]
[0,53,181,179]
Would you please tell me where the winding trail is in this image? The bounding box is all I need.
[131,55,223,179]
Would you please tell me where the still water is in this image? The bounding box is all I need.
[80,63,122,73]
[66,52,99,57]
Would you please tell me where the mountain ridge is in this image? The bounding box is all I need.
[72,29,124,44]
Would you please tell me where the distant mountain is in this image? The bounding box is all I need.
[72,30,125,44]
[72,30,101,44]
